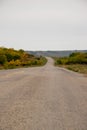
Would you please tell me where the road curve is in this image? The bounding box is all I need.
[0,57,87,130]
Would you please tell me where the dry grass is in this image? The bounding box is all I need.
[59,64,87,74]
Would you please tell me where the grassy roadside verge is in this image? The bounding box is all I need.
[53,52,87,74]
[27,57,47,67]
[55,64,87,74]
[0,47,47,70]
[40,57,47,66]
[0,56,47,70]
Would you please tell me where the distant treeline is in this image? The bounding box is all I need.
[28,50,87,57]
[55,52,87,65]
[0,47,47,69]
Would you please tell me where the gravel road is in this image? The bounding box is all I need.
[0,57,87,130]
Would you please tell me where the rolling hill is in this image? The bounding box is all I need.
[27,50,87,57]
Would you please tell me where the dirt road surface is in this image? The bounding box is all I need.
[0,57,87,130]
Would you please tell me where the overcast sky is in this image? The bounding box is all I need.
[0,0,87,50]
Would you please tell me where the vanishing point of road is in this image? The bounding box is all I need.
[0,57,87,130]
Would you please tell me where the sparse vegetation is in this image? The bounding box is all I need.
[54,52,87,74]
[0,47,47,69]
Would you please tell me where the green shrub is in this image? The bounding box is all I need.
[57,59,62,64]
[15,60,21,66]
[55,52,87,65]
[0,54,7,65]
[0,47,47,69]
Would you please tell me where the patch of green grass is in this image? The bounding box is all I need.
[56,64,87,74]
[66,64,87,74]
[53,53,87,74]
